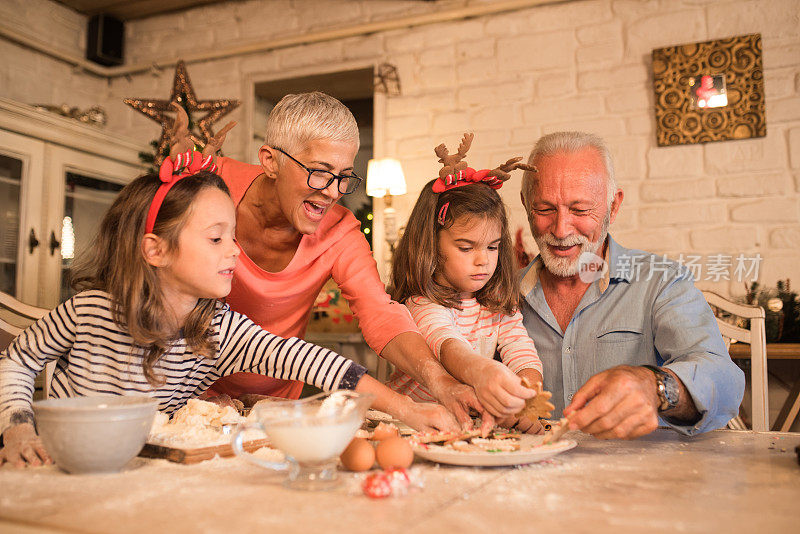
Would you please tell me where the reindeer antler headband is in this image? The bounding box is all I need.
[432,133,537,224]
[145,104,236,234]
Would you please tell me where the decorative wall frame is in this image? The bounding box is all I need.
[652,33,765,147]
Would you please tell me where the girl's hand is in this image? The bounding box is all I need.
[471,360,535,418]
[353,374,463,433]
[0,423,52,468]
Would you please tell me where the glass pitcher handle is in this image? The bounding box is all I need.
[232,423,287,471]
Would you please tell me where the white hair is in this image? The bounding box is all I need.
[522,131,618,208]
[264,92,360,155]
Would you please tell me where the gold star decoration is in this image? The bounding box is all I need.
[123,60,239,164]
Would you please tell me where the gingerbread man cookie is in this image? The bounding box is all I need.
[515,378,555,420]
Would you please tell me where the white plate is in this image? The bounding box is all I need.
[413,435,577,467]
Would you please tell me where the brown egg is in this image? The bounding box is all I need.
[340,437,375,472]
[371,422,400,441]
[375,436,414,470]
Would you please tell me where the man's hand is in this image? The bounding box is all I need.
[469,360,535,418]
[0,423,52,468]
[563,365,660,440]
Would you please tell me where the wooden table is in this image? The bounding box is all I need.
[1,429,797,533]
[729,342,800,431]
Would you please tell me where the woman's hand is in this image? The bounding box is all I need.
[395,400,461,433]
[427,377,496,435]
[0,423,52,468]
[470,360,535,418]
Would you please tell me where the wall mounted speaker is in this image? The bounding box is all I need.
[86,14,124,66]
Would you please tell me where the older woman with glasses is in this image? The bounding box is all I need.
[178,92,485,431]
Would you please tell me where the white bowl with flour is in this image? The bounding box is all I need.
[33,395,158,474]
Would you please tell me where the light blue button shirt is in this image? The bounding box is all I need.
[519,236,745,435]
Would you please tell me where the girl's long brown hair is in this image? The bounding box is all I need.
[71,171,231,386]
[390,180,518,315]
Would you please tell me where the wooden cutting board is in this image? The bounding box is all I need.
[139,438,271,464]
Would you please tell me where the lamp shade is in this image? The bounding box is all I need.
[366,158,406,198]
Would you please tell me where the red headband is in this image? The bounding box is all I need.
[145,150,217,234]
[433,168,504,225]
[431,167,504,194]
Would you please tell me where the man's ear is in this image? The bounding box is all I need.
[609,189,624,224]
[142,233,168,267]
[258,145,279,179]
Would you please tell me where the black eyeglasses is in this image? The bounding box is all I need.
[273,147,362,195]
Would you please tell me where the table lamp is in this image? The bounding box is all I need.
[366,157,406,252]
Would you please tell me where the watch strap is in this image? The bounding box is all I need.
[641,365,679,412]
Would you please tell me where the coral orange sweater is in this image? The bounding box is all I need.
[206,157,418,399]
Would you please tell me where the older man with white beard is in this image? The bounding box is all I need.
[518,131,744,439]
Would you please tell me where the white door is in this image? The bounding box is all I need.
[0,129,45,304]
[40,146,140,308]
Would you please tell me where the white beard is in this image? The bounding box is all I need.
[534,213,610,278]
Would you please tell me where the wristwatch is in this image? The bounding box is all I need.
[641,365,680,412]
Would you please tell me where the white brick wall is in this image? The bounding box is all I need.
[0,0,110,111]
[2,0,799,294]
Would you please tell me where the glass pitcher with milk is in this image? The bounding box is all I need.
[233,390,373,490]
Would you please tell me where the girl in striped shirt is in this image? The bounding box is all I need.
[387,146,544,433]
[0,157,454,468]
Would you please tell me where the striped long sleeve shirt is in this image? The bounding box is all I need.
[386,297,543,402]
[0,290,366,436]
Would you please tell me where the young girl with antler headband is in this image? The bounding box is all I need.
[0,130,454,468]
[387,134,545,433]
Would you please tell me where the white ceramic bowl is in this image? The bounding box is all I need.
[32,395,158,474]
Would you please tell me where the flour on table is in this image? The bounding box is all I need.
[171,398,242,427]
[148,399,266,448]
